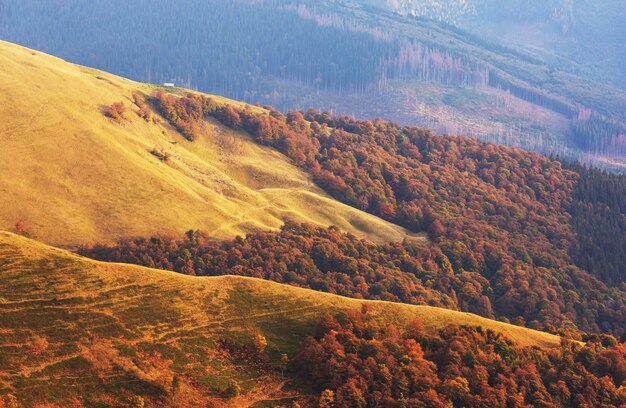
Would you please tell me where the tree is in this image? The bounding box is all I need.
[130,395,145,408]
[226,379,242,398]
[336,380,366,408]
[427,218,446,240]
[254,334,268,353]
[406,317,425,339]
[319,389,335,408]
[220,105,242,129]
[171,375,181,395]
[442,377,470,405]
[106,102,126,121]
[5,394,18,408]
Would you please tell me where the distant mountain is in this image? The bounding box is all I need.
[366,0,626,90]
[0,0,624,172]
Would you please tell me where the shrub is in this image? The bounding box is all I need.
[130,395,145,408]
[150,147,170,161]
[12,220,29,237]
[138,106,153,122]
[106,102,126,121]
[219,105,243,129]
[225,379,242,398]
[254,334,267,353]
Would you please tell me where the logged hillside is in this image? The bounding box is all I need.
[374,0,626,90]
[3,233,626,407]
[0,40,412,247]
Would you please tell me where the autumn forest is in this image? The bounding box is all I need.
[0,3,625,404]
[70,89,626,406]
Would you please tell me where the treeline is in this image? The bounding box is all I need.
[295,308,626,407]
[566,162,626,285]
[381,41,490,88]
[489,72,576,118]
[152,89,218,141]
[4,0,615,123]
[0,0,495,98]
[569,115,626,157]
[81,224,489,319]
[118,92,625,336]
[79,221,623,339]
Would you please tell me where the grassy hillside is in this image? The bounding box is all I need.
[0,231,563,406]
[0,40,412,247]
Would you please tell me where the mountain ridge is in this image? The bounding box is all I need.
[0,39,414,247]
[1,39,623,337]
[0,230,564,406]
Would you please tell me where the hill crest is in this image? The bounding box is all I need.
[0,231,569,406]
[0,40,413,247]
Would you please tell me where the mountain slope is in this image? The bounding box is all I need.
[127,87,625,335]
[0,40,412,247]
[0,231,563,406]
[2,39,620,336]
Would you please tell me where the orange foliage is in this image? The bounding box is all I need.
[105,101,126,121]
[136,96,626,336]
[295,309,626,407]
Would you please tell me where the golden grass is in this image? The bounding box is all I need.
[0,231,560,405]
[0,40,414,248]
